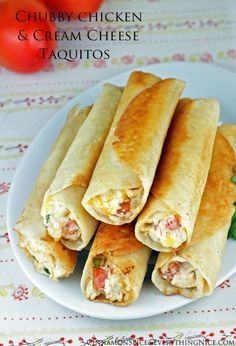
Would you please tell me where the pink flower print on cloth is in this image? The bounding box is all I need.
[12,285,29,301]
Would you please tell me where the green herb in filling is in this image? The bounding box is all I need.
[93,256,105,268]
[45,214,50,224]
[43,267,50,275]
[231,176,236,184]
[228,202,236,240]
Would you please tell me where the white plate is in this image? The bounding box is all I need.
[7,62,236,320]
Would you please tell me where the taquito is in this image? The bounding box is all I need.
[135,98,219,252]
[41,84,122,250]
[81,222,151,306]
[15,105,89,279]
[151,131,236,298]
[82,71,185,225]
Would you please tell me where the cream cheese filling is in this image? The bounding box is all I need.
[42,199,81,242]
[145,213,187,249]
[160,256,198,289]
[86,263,132,302]
[88,188,143,222]
[20,238,66,279]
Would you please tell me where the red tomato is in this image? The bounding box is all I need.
[117,200,131,215]
[93,267,107,289]
[42,0,104,14]
[0,0,56,73]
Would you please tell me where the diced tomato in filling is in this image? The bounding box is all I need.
[63,219,79,236]
[93,267,108,289]
[117,200,131,215]
[167,215,181,231]
[162,261,181,281]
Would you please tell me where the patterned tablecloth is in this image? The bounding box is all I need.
[0,0,236,343]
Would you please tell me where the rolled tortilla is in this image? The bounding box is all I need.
[82,71,185,225]
[151,131,236,298]
[41,84,122,250]
[81,222,151,306]
[218,124,236,152]
[135,98,220,252]
[15,105,89,279]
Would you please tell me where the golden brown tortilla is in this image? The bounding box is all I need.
[41,84,122,250]
[82,71,185,225]
[81,222,151,306]
[218,124,236,153]
[135,98,220,252]
[15,105,89,279]
[152,131,236,298]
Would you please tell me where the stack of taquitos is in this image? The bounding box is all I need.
[81,222,151,306]
[41,84,122,250]
[15,105,89,279]
[135,98,219,252]
[151,129,236,298]
[82,71,185,225]
[15,67,236,307]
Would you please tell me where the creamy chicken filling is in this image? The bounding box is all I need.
[20,238,66,278]
[86,256,132,302]
[160,257,198,288]
[148,214,187,248]
[43,200,81,242]
[89,188,143,221]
